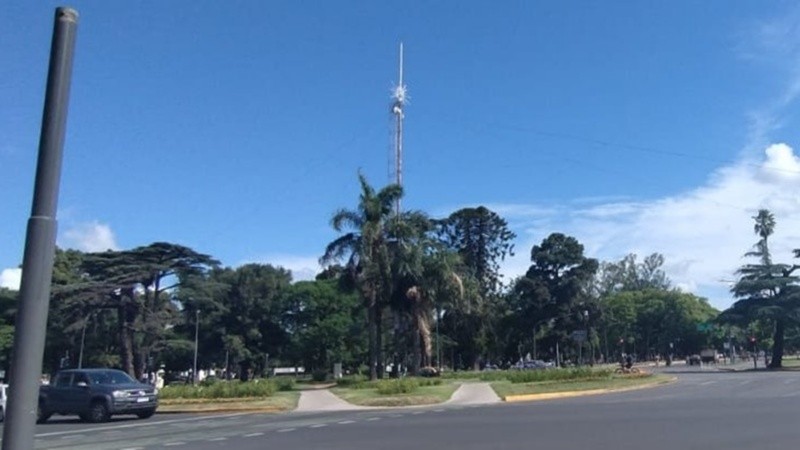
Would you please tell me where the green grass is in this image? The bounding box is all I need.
[331,382,458,407]
[780,358,800,368]
[159,391,300,412]
[491,373,672,399]
[159,379,278,399]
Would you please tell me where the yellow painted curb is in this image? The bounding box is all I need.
[502,376,677,403]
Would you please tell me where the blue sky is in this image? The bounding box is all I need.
[3,1,800,309]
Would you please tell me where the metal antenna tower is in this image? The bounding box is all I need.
[391,43,407,215]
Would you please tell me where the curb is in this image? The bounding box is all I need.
[502,376,677,403]
[157,406,289,414]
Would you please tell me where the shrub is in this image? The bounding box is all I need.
[311,370,328,382]
[159,380,277,399]
[375,378,418,395]
[506,367,612,384]
[417,378,442,387]
[336,374,370,389]
[274,377,295,391]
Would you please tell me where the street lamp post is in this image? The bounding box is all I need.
[77,311,94,369]
[193,309,200,385]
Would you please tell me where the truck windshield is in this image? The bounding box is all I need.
[87,371,136,385]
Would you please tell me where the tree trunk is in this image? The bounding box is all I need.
[368,303,378,381]
[376,306,384,378]
[769,318,785,369]
[118,302,135,377]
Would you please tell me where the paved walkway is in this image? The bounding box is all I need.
[296,388,370,412]
[446,382,501,405]
[296,381,501,412]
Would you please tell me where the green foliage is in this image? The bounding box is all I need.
[311,370,328,382]
[159,380,277,399]
[274,377,296,391]
[375,378,419,395]
[505,368,610,384]
[336,374,370,389]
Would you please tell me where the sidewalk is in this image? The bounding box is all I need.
[296,388,372,412]
[446,382,501,405]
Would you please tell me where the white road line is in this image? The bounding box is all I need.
[208,437,227,441]
[338,420,355,424]
[164,443,186,447]
[244,432,264,437]
[366,417,381,421]
[60,435,83,440]
[120,447,144,450]
[412,411,426,415]
[738,380,753,385]
[700,381,716,386]
[433,409,445,412]
[389,414,403,418]
[277,428,296,433]
[35,412,252,438]
[310,424,328,428]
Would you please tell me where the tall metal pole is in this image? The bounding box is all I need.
[2,8,78,450]
[391,43,406,215]
[193,309,200,385]
[78,313,89,369]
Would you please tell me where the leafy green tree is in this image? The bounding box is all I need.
[321,173,402,380]
[282,279,363,373]
[436,206,515,298]
[515,233,599,364]
[721,209,799,368]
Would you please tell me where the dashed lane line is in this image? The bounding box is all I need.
[208,437,227,441]
[164,442,186,447]
[34,412,252,438]
[244,432,264,437]
[310,424,328,428]
[338,420,356,424]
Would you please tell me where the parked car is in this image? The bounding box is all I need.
[38,368,158,423]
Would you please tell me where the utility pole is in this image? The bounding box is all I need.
[78,312,93,369]
[2,8,78,450]
[391,43,407,215]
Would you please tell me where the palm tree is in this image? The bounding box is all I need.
[722,209,799,368]
[321,173,402,380]
[752,209,776,265]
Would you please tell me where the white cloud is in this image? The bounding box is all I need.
[241,255,321,282]
[60,221,119,253]
[497,143,800,310]
[0,268,21,290]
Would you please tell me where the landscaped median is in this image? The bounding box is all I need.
[485,368,674,402]
[331,377,459,407]
[156,378,300,413]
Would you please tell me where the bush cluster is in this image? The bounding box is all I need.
[375,378,419,395]
[504,368,612,384]
[159,380,277,399]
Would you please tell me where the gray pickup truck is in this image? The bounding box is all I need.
[38,368,158,423]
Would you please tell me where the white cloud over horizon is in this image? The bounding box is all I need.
[0,268,21,290]
[241,254,321,282]
[59,221,119,253]
[497,143,800,310]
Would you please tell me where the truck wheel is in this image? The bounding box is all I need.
[88,401,110,423]
[136,408,156,419]
[36,405,51,424]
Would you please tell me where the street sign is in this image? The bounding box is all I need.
[571,330,587,342]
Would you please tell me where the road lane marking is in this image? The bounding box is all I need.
[60,435,83,440]
[310,424,328,428]
[34,412,251,438]
[738,380,753,385]
[700,381,716,385]
[412,411,426,415]
[244,432,264,437]
[433,409,445,412]
[208,437,227,441]
[35,412,252,437]
[164,442,186,447]
[120,447,144,450]
[338,420,355,424]
[277,428,296,433]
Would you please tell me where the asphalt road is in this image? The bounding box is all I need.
[2,366,799,450]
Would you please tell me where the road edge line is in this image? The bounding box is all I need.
[502,376,678,403]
